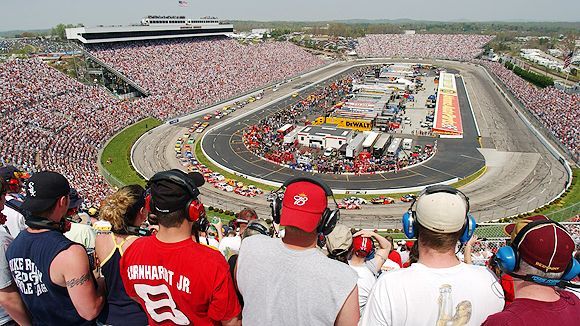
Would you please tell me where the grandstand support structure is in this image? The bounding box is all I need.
[72,42,150,96]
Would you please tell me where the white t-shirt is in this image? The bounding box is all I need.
[0,230,14,324]
[2,194,26,237]
[361,262,504,326]
[218,235,241,257]
[64,223,96,249]
[397,248,410,265]
[381,259,401,272]
[349,261,377,315]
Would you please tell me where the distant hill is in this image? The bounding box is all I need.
[0,29,51,38]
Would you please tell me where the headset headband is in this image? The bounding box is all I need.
[149,170,200,200]
[511,219,570,250]
[283,176,334,197]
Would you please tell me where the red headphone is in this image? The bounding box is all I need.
[145,171,205,222]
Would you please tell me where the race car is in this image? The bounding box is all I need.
[338,202,361,210]
[400,194,417,202]
[370,196,395,205]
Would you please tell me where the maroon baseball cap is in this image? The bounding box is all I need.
[509,215,575,273]
[280,181,327,232]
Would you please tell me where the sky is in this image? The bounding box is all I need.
[1,0,579,31]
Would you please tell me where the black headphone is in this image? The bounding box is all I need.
[271,176,340,236]
[495,219,580,287]
[402,185,476,244]
[25,214,71,233]
[147,170,207,229]
[246,220,271,237]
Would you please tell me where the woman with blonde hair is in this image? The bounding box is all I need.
[95,185,148,326]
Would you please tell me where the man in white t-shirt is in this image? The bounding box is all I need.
[0,166,28,237]
[362,186,504,326]
[348,230,391,315]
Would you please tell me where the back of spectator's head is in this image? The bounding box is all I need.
[236,207,258,234]
[241,219,271,239]
[352,235,374,258]
[148,170,204,228]
[100,185,146,231]
[499,215,578,280]
[411,187,469,252]
[277,177,336,235]
[21,171,70,218]
[325,224,353,261]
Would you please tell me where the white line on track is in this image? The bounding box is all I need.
[527,197,536,203]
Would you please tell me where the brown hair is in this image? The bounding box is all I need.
[417,224,462,253]
[156,209,187,228]
[100,185,145,231]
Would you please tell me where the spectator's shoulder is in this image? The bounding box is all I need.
[462,262,498,280]
[483,310,523,326]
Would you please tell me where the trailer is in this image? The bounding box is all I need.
[387,138,402,156]
[346,133,366,159]
[362,132,380,152]
[373,134,392,158]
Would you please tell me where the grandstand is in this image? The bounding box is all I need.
[66,15,233,44]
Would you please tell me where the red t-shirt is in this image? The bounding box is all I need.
[482,290,580,326]
[120,236,241,325]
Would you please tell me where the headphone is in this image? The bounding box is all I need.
[25,214,71,233]
[402,185,476,244]
[146,170,207,226]
[495,219,580,287]
[245,220,271,237]
[271,176,340,236]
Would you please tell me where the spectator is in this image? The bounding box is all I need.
[362,185,504,325]
[6,171,105,324]
[94,185,149,326]
[236,177,359,325]
[349,230,391,315]
[228,218,272,307]
[0,166,27,237]
[381,235,403,271]
[325,223,354,264]
[484,215,580,325]
[0,179,31,325]
[235,208,258,235]
[120,170,241,325]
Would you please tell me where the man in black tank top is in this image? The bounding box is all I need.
[6,172,106,325]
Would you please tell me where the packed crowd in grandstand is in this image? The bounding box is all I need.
[478,60,580,160]
[88,37,325,119]
[356,34,495,61]
[0,38,327,205]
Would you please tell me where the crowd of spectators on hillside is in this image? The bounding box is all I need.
[0,38,326,205]
[0,38,78,54]
[356,34,495,61]
[88,37,326,119]
[479,60,580,160]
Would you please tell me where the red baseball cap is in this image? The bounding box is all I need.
[509,215,575,273]
[280,181,327,232]
[352,236,374,257]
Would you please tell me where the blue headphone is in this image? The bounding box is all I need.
[495,219,580,286]
[401,185,476,244]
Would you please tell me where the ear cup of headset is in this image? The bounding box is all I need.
[402,211,416,239]
[495,246,517,273]
[317,208,339,236]
[459,214,477,244]
[271,196,282,224]
[561,258,580,281]
[187,199,205,222]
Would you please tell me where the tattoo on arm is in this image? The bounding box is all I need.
[65,272,91,288]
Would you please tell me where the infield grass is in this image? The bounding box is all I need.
[101,117,162,187]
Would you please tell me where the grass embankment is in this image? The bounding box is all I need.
[533,168,579,222]
[101,118,162,187]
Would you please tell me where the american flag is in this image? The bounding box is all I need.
[178,0,188,7]
[563,51,573,68]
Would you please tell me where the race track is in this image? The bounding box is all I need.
[131,59,568,228]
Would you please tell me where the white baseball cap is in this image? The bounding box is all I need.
[415,192,467,233]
